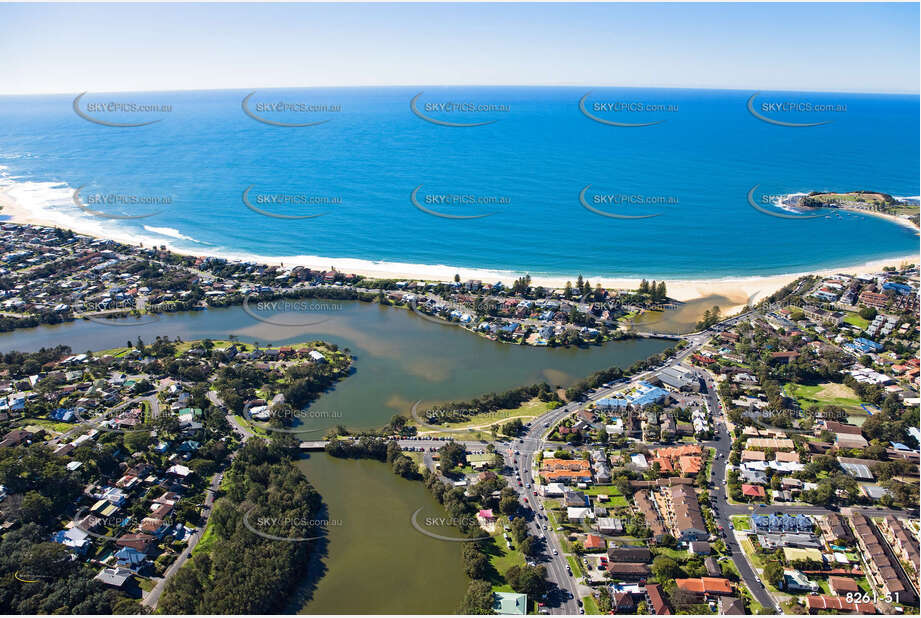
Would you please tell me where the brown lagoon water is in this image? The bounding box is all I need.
[1,301,673,612]
[0,300,673,431]
[294,454,466,614]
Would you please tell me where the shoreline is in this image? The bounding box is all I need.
[0,187,916,310]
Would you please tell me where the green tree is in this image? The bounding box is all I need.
[458,579,494,614]
[763,560,784,589]
[651,555,681,582]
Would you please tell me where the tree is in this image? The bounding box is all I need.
[651,555,681,582]
[510,516,528,543]
[499,495,519,517]
[19,491,53,524]
[438,441,466,472]
[763,560,784,589]
[598,425,609,444]
[520,535,538,556]
[458,579,494,614]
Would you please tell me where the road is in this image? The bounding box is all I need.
[142,467,226,609]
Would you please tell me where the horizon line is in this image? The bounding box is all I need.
[2,83,919,97]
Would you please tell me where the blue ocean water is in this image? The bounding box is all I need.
[0,87,917,279]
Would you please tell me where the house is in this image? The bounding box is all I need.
[114,546,147,570]
[567,507,594,522]
[828,576,860,596]
[596,517,624,535]
[583,534,606,551]
[564,490,589,507]
[784,569,819,592]
[804,595,875,614]
[116,533,155,554]
[613,592,635,612]
[51,527,91,554]
[607,546,652,563]
[605,562,651,580]
[94,567,134,588]
[634,491,668,543]
[675,577,734,597]
[670,485,708,541]
[690,541,711,555]
[705,557,722,577]
[741,484,766,500]
[492,592,527,615]
[718,597,745,615]
[308,350,326,363]
[646,583,671,615]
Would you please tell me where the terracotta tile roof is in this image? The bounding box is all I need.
[675,577,733,595]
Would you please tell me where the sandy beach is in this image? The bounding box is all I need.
[1,186,916,313]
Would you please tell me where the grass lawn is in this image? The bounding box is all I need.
[784,381,864,415]
[19,418,76,433]
[739,537,766,569]
[192,522,216,556]
[231,414,270,438]
[412,398,559,436]
[720,558,741,580]
[482,536,527,592]
[582,595,601,615]
[567,554,587,578]
[843,313,869,330]
[653,547,693,561]
[730,515,752,531]
[582,485,629,508]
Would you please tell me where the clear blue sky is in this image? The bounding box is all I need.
[1,3,918,94]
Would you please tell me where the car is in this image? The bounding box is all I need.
[577,599,582,606]
[552,548,558,555]
[526,483,531,489]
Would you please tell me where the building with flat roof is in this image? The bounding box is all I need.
[657,365,698,391]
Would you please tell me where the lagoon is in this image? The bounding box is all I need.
[0,300,673,431]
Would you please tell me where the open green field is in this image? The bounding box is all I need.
[730,515,751,531]
[843,313,870,330]
[581,485,629,508]
[412,397,559,437]
[784,381,865,415]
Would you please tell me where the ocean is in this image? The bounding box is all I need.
[0,86,917,279]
